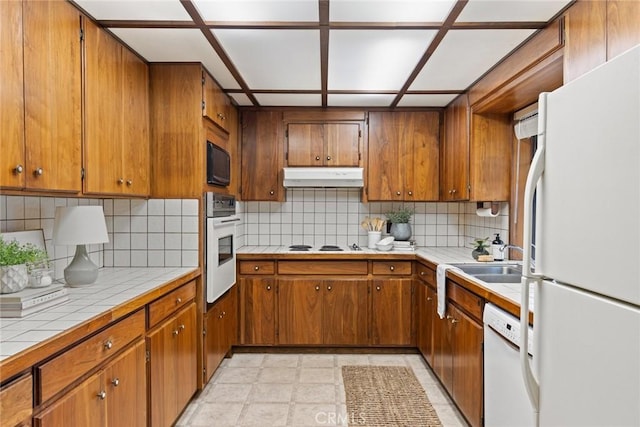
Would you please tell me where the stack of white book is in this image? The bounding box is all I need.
[0,285,69,318]
[393,241,416,251]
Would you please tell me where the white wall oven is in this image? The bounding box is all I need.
[205,193,239,303]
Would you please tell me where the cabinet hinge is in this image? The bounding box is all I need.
[285,129,288,138]
[285,152,288,161]
[358,129,362,138]
[202,75,206,85]
[358,152,361,161]
[202,100,206,111]
[145,350,150,362]
[203,328,206,336]
[81,167,85,180]
[79,28,84,41]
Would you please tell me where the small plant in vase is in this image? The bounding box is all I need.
[471,237,490,260]
[385,206,414,241]
[0,237,49,293]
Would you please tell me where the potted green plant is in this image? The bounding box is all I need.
[471,237,490,260]
[0,237,49,293]
[385,206,414,241]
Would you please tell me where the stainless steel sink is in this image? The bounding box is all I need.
[450,264,522,284]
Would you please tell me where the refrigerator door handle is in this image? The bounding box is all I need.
[520,93,547,412]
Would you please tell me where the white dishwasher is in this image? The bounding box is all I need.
[483,303,536,426]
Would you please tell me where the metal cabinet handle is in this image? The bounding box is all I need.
[111,378,120,387]
[266,285,272,291]
[446,315,453,320]
[420,271,425,276]
[97,391,106,400]
[426,297,432,301]
[269,190,275,195]
[449,189,453,194]
[315,285,320,291]
[376,286,381,291]
[179,324,185,330]
[327,286,332,291]
[451,318,459,324]
[326,156,331,161]
[104,340,113,350]
[117,178,124,185]
[408,191,413,196]
[452,189,457,194]
[396,191,401,196]
[176,297,182,304]
[172,329,179,336]
[254,265,260,271]
[126,179,132,186]
[34,168,43,176]
[389,266,395,271]
[14,165,23,174]
[219,313,224,319]
[315,156,321,161]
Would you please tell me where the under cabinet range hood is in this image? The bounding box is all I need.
[283,167,364,188]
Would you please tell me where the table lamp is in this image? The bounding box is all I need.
[53,206,109,287]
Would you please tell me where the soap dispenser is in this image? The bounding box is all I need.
[492,233,504,261]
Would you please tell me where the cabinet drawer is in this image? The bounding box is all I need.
[148,280,196,328]
[0,374,32,427]
[38,309,145,403]
[239,261,275,275]
[447,281,484,322]
[372,261,412,275]
[416,263,436,286]
[278,261,368,275]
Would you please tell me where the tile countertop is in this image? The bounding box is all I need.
[238,245,532,320]
[0,267,199,365]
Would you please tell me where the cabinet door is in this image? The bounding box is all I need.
[441,95,470,201]
[23,0,81,192]
[607,1,640,60]
[241,111,283,200]
[325,123,360,167]
[147,317,177,427]
[205,289,237,381]
[287,123,324,166]
[239,277,276,345]
[415,282,428,358]
[35,371,104,427]
[424,286,437,366]
[367,112,403,200]
[203,71,229,131]
[450,305,484,427]
[323,279,368,345]
[0,0,25,189]
[83,19,124,195]
[121,47,149,197]
[563,0,607,83]
[371,278,412,345]
[278,279,323,345]
[433,304,454,393]
[175,303,197,413]
[105,340,146,427]
[403,112,439,201]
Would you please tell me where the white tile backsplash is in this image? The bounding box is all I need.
[0,195,200,281]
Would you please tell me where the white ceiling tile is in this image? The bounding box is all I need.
[457,0,572,22]
[328,94,395,107]
[255,93,321,106]
[330,0,456,22]
[229,93,254,106]
[397,93,458,107]
[409,29,535,91]
[109,28,240,89]
[212,29,320,90]
[74,0,190,21]
[193,0,318,22]
[329,30,437,91]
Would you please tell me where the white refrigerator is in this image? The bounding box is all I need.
[520,45,640,426]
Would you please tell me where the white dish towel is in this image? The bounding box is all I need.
[436,264,458,319]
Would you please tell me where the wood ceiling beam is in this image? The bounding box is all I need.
[319,0,330,107]
[179,0,260,106]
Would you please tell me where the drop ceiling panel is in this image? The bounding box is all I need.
[457,0,571,22]
[330,0,456,22]
[110,28,240,89]
[229,93,255,106]
[328,94,396,107]
[213,29,320,90]
[193,0,318,22]
[74,0,191,21]
[255,93,321,106]
[409,29,536,91]
[329,30,437,91]
[397,93,458,107]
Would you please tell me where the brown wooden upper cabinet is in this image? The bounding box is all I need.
[368,111,439,201]
[286,123,361,167]
[241,110,284,201]
[203,71,231,132]
[441,95,470,201]
[1,0,82,193]
[83,19,149,197]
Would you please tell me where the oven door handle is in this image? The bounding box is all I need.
[211,215,240,226]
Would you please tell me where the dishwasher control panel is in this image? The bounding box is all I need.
[483,303,534,355]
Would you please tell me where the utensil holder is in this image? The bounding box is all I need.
[367,231,382,249]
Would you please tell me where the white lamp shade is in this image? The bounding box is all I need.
[53,206,109,245]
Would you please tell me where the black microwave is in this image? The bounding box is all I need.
[206,142,231,187]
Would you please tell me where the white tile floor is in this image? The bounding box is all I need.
[176,353,468,427]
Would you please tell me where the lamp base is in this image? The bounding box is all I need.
[64,244,99,287]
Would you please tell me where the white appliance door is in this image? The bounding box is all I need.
[206,218,237,303]
[534,280,640,426]
[536,46,640,305]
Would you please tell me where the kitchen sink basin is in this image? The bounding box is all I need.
[450,264,522,284]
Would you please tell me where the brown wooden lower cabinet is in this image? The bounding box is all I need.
[416,281,437,366]
[204,286,238,382]
[34,340,146,427]
[147,302,197,427]
[239,276,277,345]
[1,374,33,427]
[371,278,413,345]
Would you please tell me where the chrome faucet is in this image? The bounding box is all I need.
[500,244,535,268]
